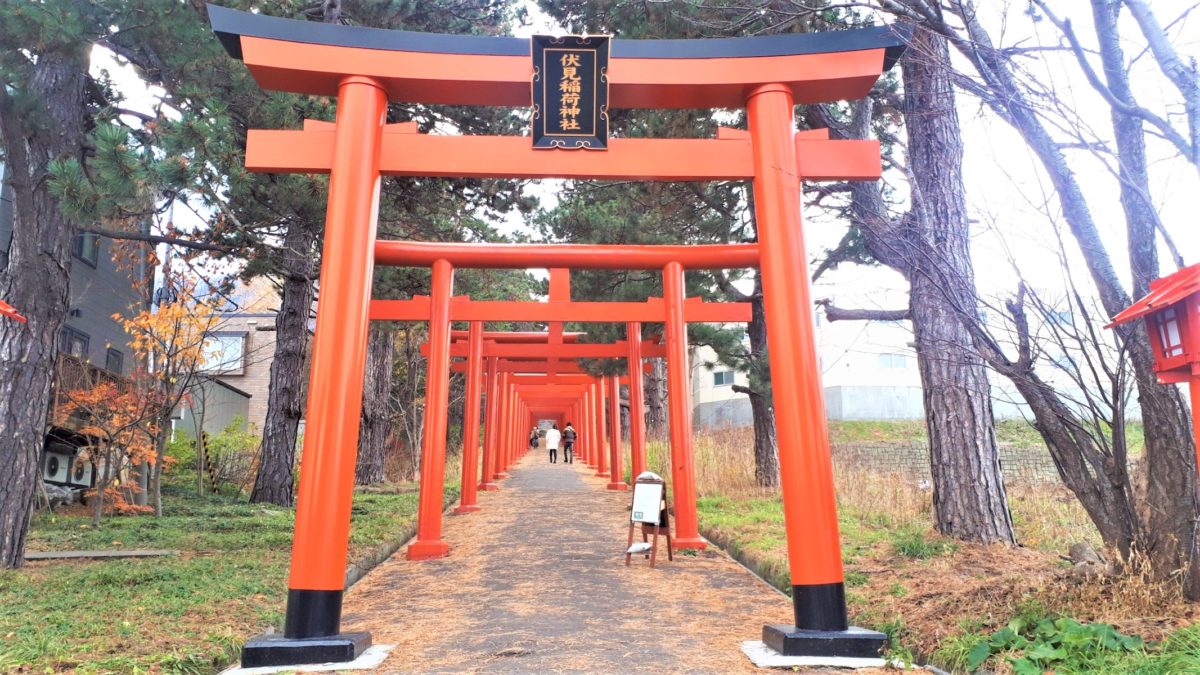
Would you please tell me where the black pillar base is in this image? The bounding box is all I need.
[762,624,887,658]
[240,631,372,668]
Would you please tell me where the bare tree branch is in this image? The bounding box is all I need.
[815,300,910,322]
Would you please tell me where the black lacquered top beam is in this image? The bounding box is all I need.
[208,4,908,69]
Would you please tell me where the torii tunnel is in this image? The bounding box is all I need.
[208,4,907,667]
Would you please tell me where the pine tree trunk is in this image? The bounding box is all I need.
[356,323,393,485]
[901,25,1016,544]
[646,359,667,438]
[0,49,90,568]
[746,290,779,487]
[251,219,316,506]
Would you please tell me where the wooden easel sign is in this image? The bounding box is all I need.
[626,471,673,567]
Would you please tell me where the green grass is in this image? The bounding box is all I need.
[0,476,436,674]
[828,419,1146,455]
[891,529,957,559]
[828,420,928,445]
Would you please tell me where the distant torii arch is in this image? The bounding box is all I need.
[207,5,907,667]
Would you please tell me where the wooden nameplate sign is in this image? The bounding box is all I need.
[625,471,673,568]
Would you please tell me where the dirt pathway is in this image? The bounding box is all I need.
[340,453,822,673]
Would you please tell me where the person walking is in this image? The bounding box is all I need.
[545,424,561,464]
[529,426,540,452]
[561,422,577,464]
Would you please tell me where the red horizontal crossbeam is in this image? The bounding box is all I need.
[450,360,652,375]
[370,298,750,323]
[449,330,584,343]
[431,341,665,359]
[247,129,881,182]
[373,240,758,271]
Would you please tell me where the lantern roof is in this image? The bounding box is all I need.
[1107,262,1200,328]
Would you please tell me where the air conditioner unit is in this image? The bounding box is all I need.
[68,457,94,488]
[42,451,72,484]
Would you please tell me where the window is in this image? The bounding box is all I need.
[60,327,89,359]
[201,332,246,374]
[105,348,124,375]
[73,233,99,267]
[1157,308,1183,357]
[713,370,735,386]
[877,353,908,369]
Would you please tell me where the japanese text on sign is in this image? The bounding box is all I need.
[532,35,610,149]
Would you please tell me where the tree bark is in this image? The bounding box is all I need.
[356,323,393,485]
[0,48,90,568]
[250,219,316,505]
[1091,0,1200,593]
[903,25,1016,543]
[829,23,1016,544]
[746,287,779,487]
[646,358,667,439]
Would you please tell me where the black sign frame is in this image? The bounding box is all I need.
[531,35,610,150]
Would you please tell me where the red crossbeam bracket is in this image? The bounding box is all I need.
[247,130,880,183]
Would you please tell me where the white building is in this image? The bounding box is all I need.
[689,343,754,430]
[687,280,1131,428]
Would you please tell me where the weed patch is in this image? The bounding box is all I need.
[968,616,1146,674]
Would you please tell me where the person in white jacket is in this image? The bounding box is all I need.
[545,424,562,464]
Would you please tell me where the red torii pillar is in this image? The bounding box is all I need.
[592,378,608,478]
[663,261,705,550]
[507,380,520,468]
[750,84,849,641]
[453,321,484,514]
[627,321,647,479]
[281,76,386,643]
[496,372,511,479]
[408,258,454,560]
[581,385,594,468]
[571,401,581,463]
[479,356,500,491]
[607,373,627,490]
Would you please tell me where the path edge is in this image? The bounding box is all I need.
[700,525,792,599]
[344,492,459,589]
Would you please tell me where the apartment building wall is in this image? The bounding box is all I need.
[689,343,753,429]
[0,163,146,377]
[204,313,282,433]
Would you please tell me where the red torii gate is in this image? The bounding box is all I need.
[441,330,654,514]
[403,265,750,558]
[209,4,906,667]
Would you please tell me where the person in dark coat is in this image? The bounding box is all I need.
[561,422,577,464]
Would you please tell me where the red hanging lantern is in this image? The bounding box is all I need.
[1107,263,1200,384]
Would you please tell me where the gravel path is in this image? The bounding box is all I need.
[340,452,835,673]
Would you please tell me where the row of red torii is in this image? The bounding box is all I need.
[208,4,909,667]
[399,262,753,544]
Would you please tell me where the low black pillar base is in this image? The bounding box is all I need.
[762,625,887,658]
[240,632,371,668]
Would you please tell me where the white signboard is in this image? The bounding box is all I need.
[630,481,664,524]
